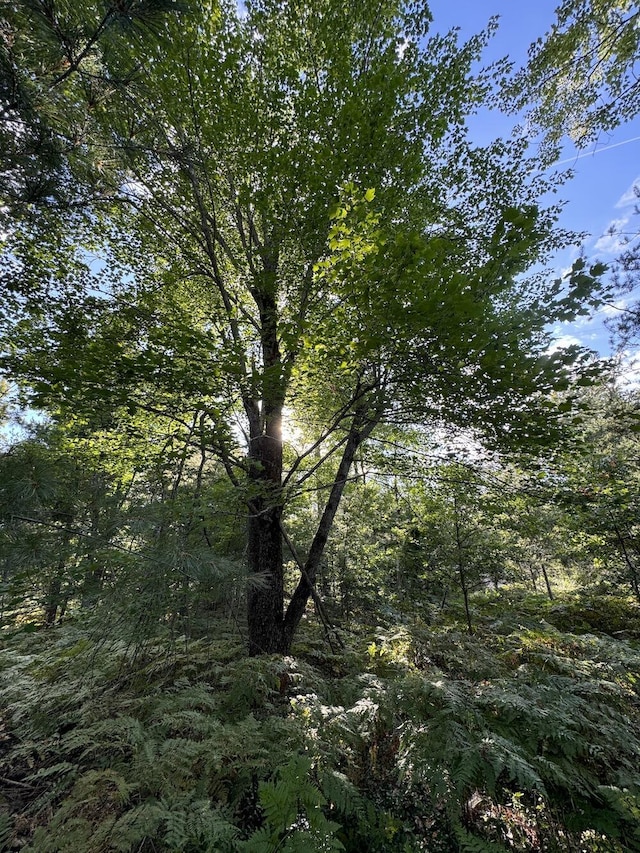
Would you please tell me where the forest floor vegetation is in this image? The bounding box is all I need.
[0,590,639,852]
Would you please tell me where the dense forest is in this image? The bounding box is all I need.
[1,0,639,850]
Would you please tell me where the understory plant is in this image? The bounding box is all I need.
[1,596,639,852]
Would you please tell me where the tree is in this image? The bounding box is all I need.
[554,384,640,598]
[1,0,604,654]
[0,421,122,626]
[0,0,189,234]
[604,206,640,352]
[508,0,640,159]
[508,2,640,361]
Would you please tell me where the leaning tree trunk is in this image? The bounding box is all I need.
[244,267,379,654]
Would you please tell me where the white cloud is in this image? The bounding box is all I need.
[547,334,583,354]
[615,349,640,389]
[566,314,597,329]
[615,176,640,209]
[601,298,628,317]
[594,216,630,254]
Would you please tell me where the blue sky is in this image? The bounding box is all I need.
[428,0,640,382]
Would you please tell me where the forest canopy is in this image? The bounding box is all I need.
[0,0,608,653]
[0,1,639,851]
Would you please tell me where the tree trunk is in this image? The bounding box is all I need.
[610,515,640,601]
[246,443,284,654]
[541,564,554,600]
[246,281,287,655]
[44,573,63,626]
[45,527,72,625]
[453,496,473,635]
[244,268,378,654]
[281,413,375,652]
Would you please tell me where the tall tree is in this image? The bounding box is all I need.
[1,0,603,653]
[555,385,640,598]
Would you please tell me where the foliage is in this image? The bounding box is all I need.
[544,591,640,637]
[0,417,248,639]
[2,1,640,849]
[0,0,188,228]
[239,756,344,852]
[508,0,640,157]
[509,1,640,350]
[553,386,640,598]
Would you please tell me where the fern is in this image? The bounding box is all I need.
[453,822,511,853]
[241,756,344,853]
[319,769,368,825]
[0,814,12,853]
[155,792,238,852]
[2,607,640,852]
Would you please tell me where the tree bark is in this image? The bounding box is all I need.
[247,432,285,654]
[44,573,63,626]
[610,516,640,601]
[541,563,554,600]
[244,259,379,653]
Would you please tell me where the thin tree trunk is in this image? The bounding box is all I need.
[541,564,554,600]
[453,496,473,635]
[281,413,375,652]
[44,573,63,626]
[81,496,105,609]
[45,527,72,625]
[610,515,640,601]
[440,585,449,610]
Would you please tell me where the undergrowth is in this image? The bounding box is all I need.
[0,595,639,852]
